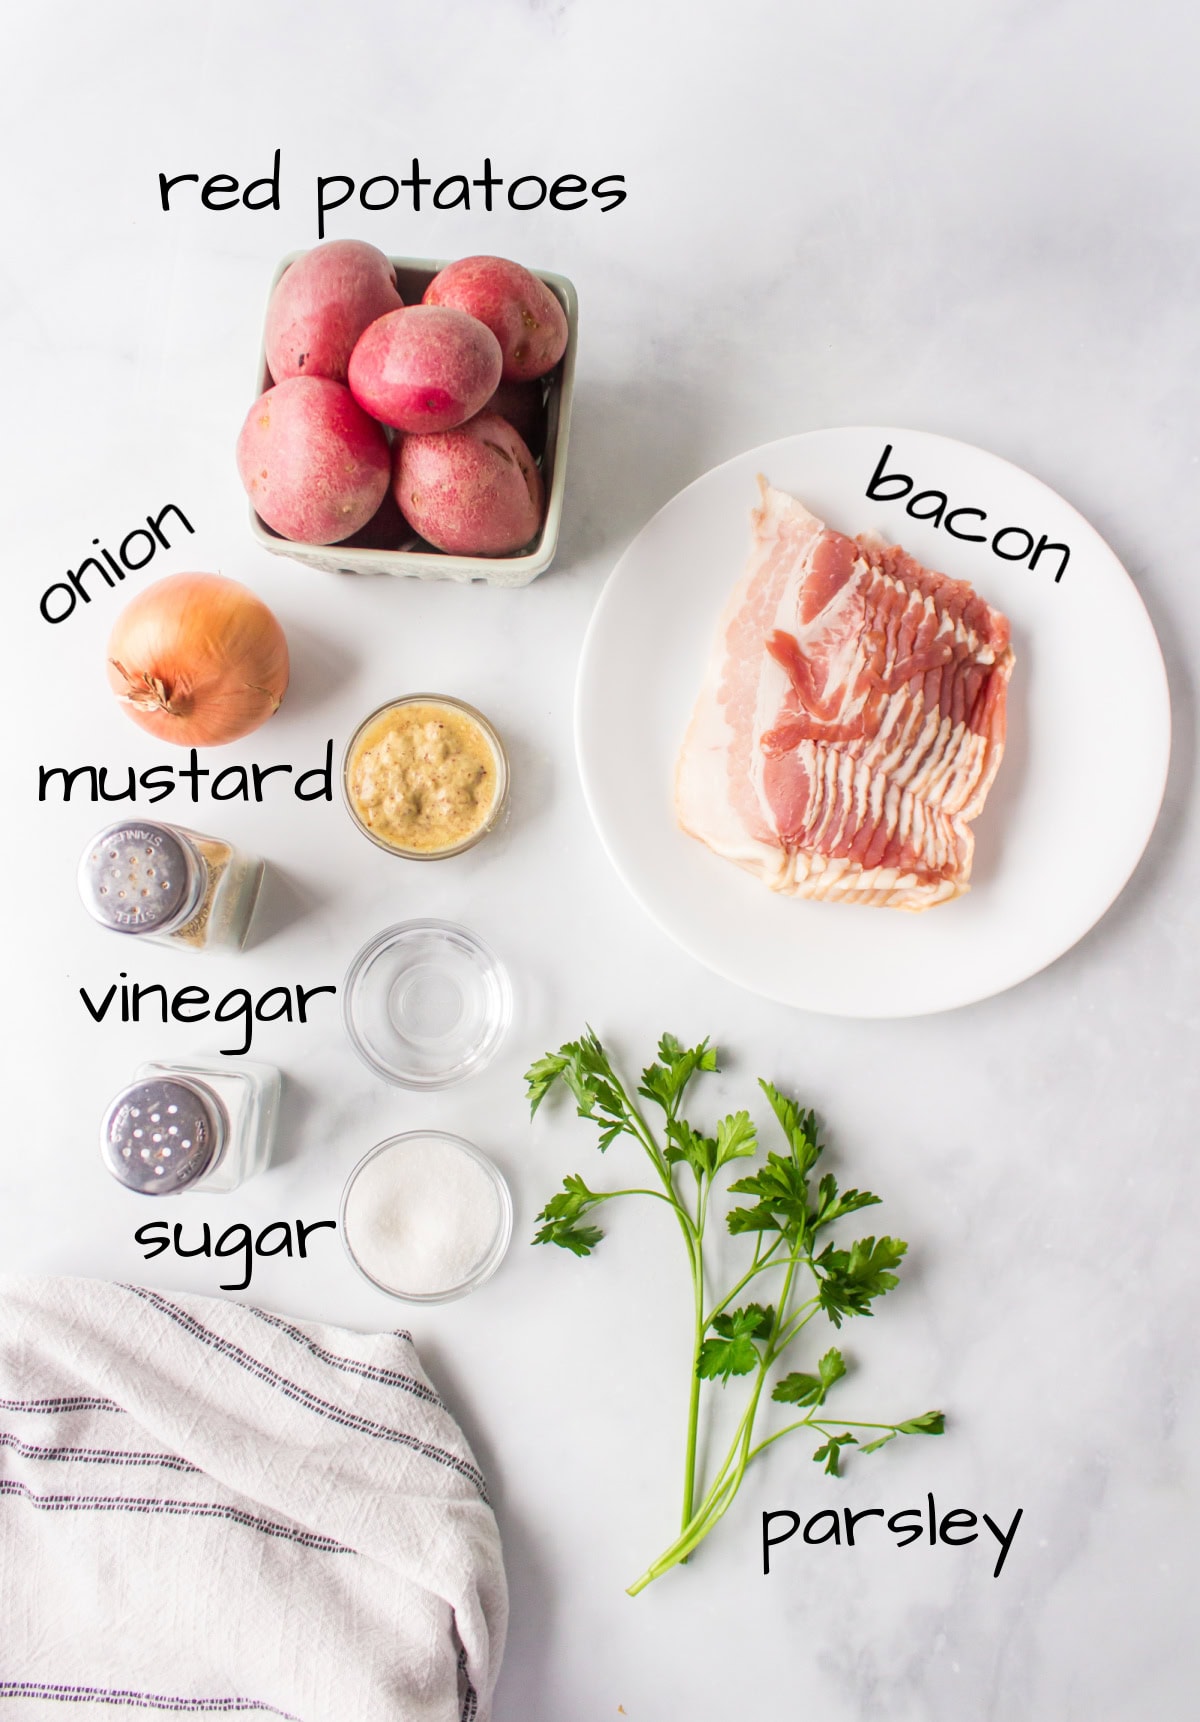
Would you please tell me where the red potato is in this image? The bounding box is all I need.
[265,240,403,383]
[394,412,544,556]
[348,306,501,433]
[340,488,412,551]
[483,378,546,456]
[237,376,391,545]
[423,256,568,382]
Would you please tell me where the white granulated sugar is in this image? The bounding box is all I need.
[345,1136,501,1295]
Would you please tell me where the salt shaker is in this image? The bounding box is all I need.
[78,820,264,952]
[100,1058,280,1195]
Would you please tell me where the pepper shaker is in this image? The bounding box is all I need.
[100,1058,280,1195]
[78,820,264,953]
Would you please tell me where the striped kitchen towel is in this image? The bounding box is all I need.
[0,1275,507,1721]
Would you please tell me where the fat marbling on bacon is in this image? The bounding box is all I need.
[675,481,1015,909]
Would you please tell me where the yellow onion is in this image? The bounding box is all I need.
[107,572,289,747]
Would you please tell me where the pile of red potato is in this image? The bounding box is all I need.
[236,241,568,556]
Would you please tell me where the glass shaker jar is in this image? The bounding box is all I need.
[78,820,264,952]
[100,1058,281,1195]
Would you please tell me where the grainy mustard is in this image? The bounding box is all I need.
[345,699,502,855]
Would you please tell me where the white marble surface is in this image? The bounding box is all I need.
[2,1,1198,1716]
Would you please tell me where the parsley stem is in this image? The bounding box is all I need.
[611,1073,702,1273]
[729,1255,799,1468]
[746,1415,904,1465]
[767,1294,820,1357]
[686,1159,709,1537]
[679,1272,799,1551]
[609,1071,708,1536]
[664,1250,810,1575]
[702,1235,785,1329]
[630,1347,776,1591]
[601,1187,686,1206]
[628,1467,743,1593]
[681,1241,704,1533]
[609,1071,673,1185]
[809,1417,908,1432]
[745,1414,819,1462]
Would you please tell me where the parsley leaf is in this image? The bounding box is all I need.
[535,1171,601,1223]
[758,1080,824,1178]
[714,1110,757,1169]
[665,1110,757,1182]
[897,1410,945,1436]
[812,1432,858,1476]
[638,1037,719,1121]
[811,1172,882,1232]
[664,1118,718,1179]
[525,1052,569,1116]
[532,1173,607,1256]
[860,1410,945,1453]
[727,1151,810,1246]
[696,1303,774,1383]
[816,1235,908,1326]
[772,1347,847,1407]
[529,1029,640,1150]
[533,1219,605,1257]
[725,1200,781,1235]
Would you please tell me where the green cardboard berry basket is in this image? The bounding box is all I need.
[247,253,577,587]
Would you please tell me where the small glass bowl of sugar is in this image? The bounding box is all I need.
[340,1131,512,1303]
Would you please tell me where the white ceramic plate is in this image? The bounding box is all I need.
[575,426,1170,1017]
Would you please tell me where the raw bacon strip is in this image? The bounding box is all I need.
[675,481,1014,910]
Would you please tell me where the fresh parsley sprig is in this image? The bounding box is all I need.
[527,1030,945,1593]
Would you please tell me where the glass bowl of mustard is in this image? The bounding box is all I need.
[342,694,509,859]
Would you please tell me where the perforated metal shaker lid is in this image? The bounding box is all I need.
[78,822,202,935]
[101,1076,226,1194]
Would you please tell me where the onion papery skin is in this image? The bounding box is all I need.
[106,572,290,748]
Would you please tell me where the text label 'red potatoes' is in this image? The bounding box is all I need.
[157,150,628,239]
